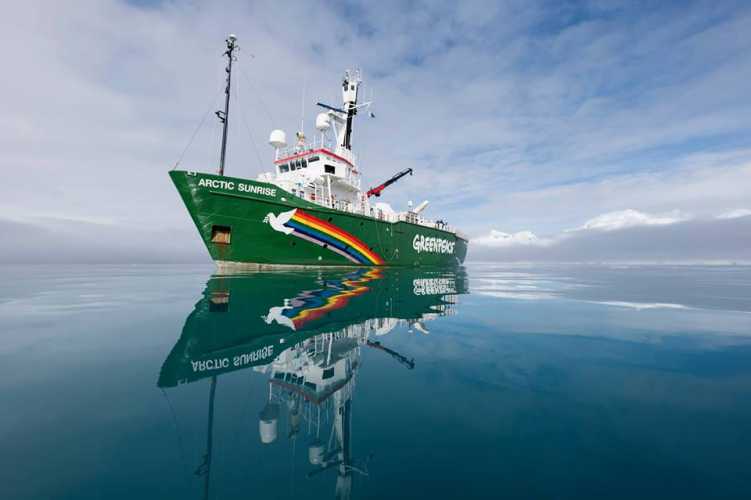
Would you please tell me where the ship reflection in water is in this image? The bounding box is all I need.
[158,267,468,500]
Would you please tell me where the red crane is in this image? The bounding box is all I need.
[366,168,413,198]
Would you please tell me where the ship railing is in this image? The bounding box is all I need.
[276,138,358,167]
[275,137,329,161]
[395,212,464,236]
[305,192,465,238]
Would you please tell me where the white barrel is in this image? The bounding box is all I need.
[413,200,430,214]
[309,440,325,464]
[315,113,331,131]
[259,404,280,444]
[269,129,287,148]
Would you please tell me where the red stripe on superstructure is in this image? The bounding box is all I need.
[269,371,356,404]
[274,149,354,169]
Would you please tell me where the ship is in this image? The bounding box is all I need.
[158,267,468,499]
[170,34,468,269]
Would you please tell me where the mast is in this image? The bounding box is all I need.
[341,71,360,151]
[217,34,238,176]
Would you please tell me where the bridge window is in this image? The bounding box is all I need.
[279,164,289,173]
[325,164,335,174]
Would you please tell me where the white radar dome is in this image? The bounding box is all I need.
[269,129,287,148]
[315,113,331,132]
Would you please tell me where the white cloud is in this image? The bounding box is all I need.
[0,0,750,263]
[474,230,543,246]
[586,301,689,310]
[475,208,687,247]
[573,209,686,232]
[718,209,751,219]
[470,215,751,263]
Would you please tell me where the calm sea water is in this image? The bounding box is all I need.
[1,263,750,499]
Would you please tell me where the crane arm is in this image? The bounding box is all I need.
[366,168,413,198]
[366,340,415,369]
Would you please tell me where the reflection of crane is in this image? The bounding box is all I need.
[366,340,415,370]
[366,168,413,198]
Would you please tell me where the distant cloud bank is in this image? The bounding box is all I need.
[470,209,751,263]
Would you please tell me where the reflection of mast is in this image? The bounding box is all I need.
[334,395,353,499]
[258,327,367,500]
[194,376,217,500]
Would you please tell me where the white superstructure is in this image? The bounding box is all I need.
[257,70,467,240]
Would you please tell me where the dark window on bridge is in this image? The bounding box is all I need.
[279,164,289,173]
[322,367,335,380]
[325,164,335,174]
[211,225,232,245]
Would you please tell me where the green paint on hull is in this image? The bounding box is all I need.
[170,170,468,267]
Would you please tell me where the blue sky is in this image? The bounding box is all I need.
[0,0,749,262]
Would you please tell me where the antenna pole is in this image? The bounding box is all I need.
[341,71,359,151]
[217,34,238,176]
[300,84,306,133]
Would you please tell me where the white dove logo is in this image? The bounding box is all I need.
[264,209,297,235]
[262,300,296,330]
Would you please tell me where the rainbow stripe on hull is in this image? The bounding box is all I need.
[280,209,386,265]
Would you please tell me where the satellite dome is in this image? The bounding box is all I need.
[269,129,287,148]
[315,113,331,132]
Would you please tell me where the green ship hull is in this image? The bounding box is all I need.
[170,170,468,268]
